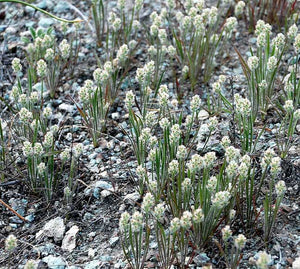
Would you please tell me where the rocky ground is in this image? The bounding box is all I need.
[0,0,299,268]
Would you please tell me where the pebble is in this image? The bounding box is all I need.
[38,18,55,29]
[42,255,66,269]
[40,217,65,242]
[112,112,120,120]
[95,180,113,190]
[84,260,100,269]
[114,260,126,268]
[193,253,210,265]
[58,103,74,113]
[61,225,79,252]
[101,190,112,198]
[109,236,119,247]
[100,255,112,262]
[53,1,70,13]
[124,192,140,206]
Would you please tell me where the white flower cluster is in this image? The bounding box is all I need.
[19,107,33,122]
[187,154,203,172]
[36,59,47,77]
[261,148,276,171]
[234,1,245,16]
[287,24,298,40]
[12,58,22,73]
[159,117,170,129]
[168,159,179,175]
[125,90,135,109]
[153,203,165,222]
[221,225,232,241]
[247,56,259,71]
[136,61,155,84]
[212,190,231,208]
[224,17,237,35]
[158,85,169,107]
[294,34,300,53]
[267,56,278,71]
[234,234,247,249]
[255,20,272,47]
[190,95,201,112]
[176,145,187,160]
[170,124,181,143]
[116,44,129,64]
[234,94,251,116]
[141,193,155,213]
[59,39,70,59]
[275,180,286,196]
[131,211,143,232]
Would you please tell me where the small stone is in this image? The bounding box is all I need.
[54,1,70,13]
[109,236,119,247]
[5,26,17,34]
[58,103,74,113]
[101,190,112,198]
[100,255,112,262]
[42,217,65,242]
[95,180,113,190]
[198,110,209,120]
[38,18,55,28]
[84,260,100,269]
[124,192,140,206]
[42,255,66,269]
[88,248,96,258]
[65,133,73,141]
[111,112,120,120]
[114,260,126,268]
[193,253,210,265]
[99,171,109,179]
[61,225,79,252]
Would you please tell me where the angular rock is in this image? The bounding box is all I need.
[42,255,66,269]
[61,225,79,252]
[124,192,140,206]
[42,217,65,242]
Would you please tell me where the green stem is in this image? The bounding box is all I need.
[1,0,81,23]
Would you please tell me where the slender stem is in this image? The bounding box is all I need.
[0,0,82,23]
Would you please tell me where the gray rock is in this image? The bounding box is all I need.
[36,0,54,9]
[42,217,65,242]
[38,18,55,28]
[95,180,113,190]
[61,226,79,252]
[42,255,66,269]
[124,192,140,206]
[84,260,101,269]
[101,190,112,198]
[35,243,56,256]
[100,255,112,262]
[249,37,257,44]
[58,103,74,113]
[193,253,210,265]
[114,260,126,268]
[54,1,70,13]
[93,180,113,198]
[112,112,120,120]
[109,236,119,247]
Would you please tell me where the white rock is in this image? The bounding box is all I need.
[198,109,209,120]
[61,225,79,252]
[293,257,300,269]
[43,217,65,242]
[101,190,112,198]
[58,103,74,113]
[124,192,140,206]
[88,248,96,258]
[111,112,120,120]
